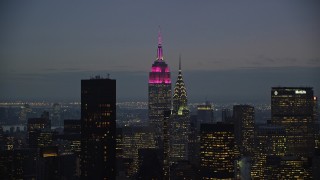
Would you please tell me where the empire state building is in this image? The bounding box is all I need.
[148,29,172,141]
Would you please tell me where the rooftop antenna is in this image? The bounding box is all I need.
[157,26,163,61]
[158,25,162,45]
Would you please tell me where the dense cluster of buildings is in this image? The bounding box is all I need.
[0,32,319,179]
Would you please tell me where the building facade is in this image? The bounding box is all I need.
[197,102,214,130]
[233,105,255,156]
[271,87,315,157]
[170,57,190,163]
[80,77,116,179]
[200,123,236,179]
[148,30,172,142]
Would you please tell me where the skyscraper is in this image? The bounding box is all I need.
[170,56,190,163]
[80,76,116,179]
[172,56,188,114]
[148,29,172,141]
[251,125,286,179]
[200,123,236,179]
[197,102,214,129]
[233,105,255,156]
[121,126,157,176]
[163,110,171,179]
[27,111,51,149]
[271,87,315,157]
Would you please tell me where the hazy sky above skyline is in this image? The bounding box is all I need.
[1,1,320,102]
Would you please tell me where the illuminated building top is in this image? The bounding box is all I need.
[149,28,171,84]
[173,55,188,114]
[148,28,172,141]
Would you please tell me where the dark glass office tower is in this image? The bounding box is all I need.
[271,87,315,157]
[148,30,172,141]
[80,77,116,179]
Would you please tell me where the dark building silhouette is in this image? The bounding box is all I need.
[271,87,315,157]
[233,105,255,156]
[27,111,52,149]
[27,111,51,132]
[170,160,199,180]
[37,146,79,179]
[80,77,116,179]
[136,148,163,180]
[163,110,171,179]
[200,123,236,179]
[222,108,232,123]
[188,115,200,167]
[0,149,37,179]
[313,148,320,179]
[29,130,54,149]
[148,30,172,142]
[64,119,81,134]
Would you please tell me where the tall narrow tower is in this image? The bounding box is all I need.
[170,56,190,162]
[172,55,188,113]
[148,29,172,141]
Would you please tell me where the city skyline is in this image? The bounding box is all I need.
[1,1,320,102]
[1,1,319,179]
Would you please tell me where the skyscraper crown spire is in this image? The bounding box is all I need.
[157,26,163,61]
[173,54,188,113]
[158,26,162,45]
[179,54,181,71]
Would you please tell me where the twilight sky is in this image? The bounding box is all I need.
[0,0,320,102]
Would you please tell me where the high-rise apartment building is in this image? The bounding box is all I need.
[271,87,315,157]
[80,76,116,179]
[200,123,236,179]
[148,30,172,141]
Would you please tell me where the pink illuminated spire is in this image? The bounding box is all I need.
[157,26,163,61]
